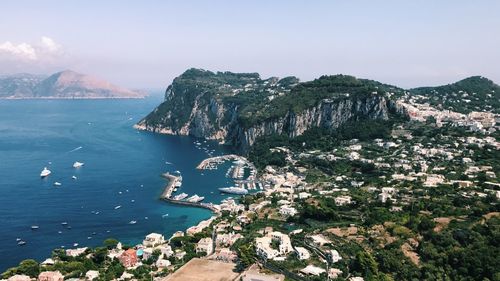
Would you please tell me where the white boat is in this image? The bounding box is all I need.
[175,181,182,187]
[71,176,77,180]
[186,194,204,203]
[218,187,248,195]
[73,161,84,168]
[129,220,137,224]
[31,225,39,230]
[173,193,188,200]
[73,243,79,247]
[40,167,51,178]
[114,205,121,210]
[18,241,26,246]
[54,182,62,186]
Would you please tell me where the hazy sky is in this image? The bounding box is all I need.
[1,0,499,89]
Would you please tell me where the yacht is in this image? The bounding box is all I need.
[129,220,137,225]
[54,182,62,186]
[18,241,26,246]
[114,205,122,210]
[40,167,51,178]
[218,187,248,195]
[73,161,84,168]
[186,194,204,203]
[173,193,188,200]
[72,176,77,180]
[31,225,39,230]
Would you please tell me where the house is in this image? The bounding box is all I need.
[142,233,165,247]
[295,247,310,260]
[329,268,343,279]
[300,265,326,276]
[7,275,31,281]
[196,237,214,256]
[65,247,88,257]
[156,259,171,269]
[255,237,279,260]
[159,244,174,258]
[38,271,64,281]
[85,270,99,281]
[279,205,298,217]
[335,196,352,206]
[329,250,342,263]
[142,248,154,260]
[118,249,138,268]
[270,232,293,254]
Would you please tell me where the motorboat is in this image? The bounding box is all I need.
[40,167,51,178]
[73,161,84,168]
[218,187,248,195]
[54,182,62,186]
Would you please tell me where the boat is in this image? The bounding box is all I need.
[218,187,249,195]
[40,167,51,178]
[18,241,26,246]
[71,176,77,180]
[73,243,79,247]
[54,182,62,186]
[61,222,68,226]
[173,193,188,200]
[174,180,182,187]
[16,238,21,242]
[162,213,169,218]
[114,205,121,210]
[73,161,84,168]
[129,220,137,224]
[186,194,204,203]
[31,225,39,230]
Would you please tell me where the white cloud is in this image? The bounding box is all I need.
[0,36,62,61]
[0,41,37,60]
[41,36,61,53]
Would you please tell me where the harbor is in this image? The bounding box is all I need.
[160,172,217,212]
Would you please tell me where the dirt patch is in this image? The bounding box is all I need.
[433,217,452,233]
[163,258,239,281]
[401,242,420,266]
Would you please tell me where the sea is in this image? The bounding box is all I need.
[0,96,237,271]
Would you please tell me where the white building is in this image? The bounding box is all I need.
[142,233,165,247]
[335,195,352,206]
[196,237,214,256]
[329,250,342,263]
[295,247,310,260]
[85,270,99,280]
[300,265,326,276]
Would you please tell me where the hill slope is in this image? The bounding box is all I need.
[410,76,500,113]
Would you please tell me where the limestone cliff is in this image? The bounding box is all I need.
[136,69,403,152]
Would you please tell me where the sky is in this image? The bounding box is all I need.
[1,0,499,89]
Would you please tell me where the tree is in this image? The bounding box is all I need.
[103,238,119,249]
[17,259,40,278]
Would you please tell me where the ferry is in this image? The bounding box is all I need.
[218,187,248,195]
[40,167,51,178]
[73,161,84,168]
[186,194,205,203]
[173,193,188,200]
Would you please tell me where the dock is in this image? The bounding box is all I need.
[160,172,219,212]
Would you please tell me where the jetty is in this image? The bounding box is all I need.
[160,173,218,212]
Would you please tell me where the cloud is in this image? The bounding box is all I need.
[0,41,37,60]
[41,36,61,53]
[0,36,62,61]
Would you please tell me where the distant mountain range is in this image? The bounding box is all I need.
[0,70,145,99]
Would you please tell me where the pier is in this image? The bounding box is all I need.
[160,172,219,212]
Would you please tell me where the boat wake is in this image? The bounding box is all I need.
[68,146,83,153]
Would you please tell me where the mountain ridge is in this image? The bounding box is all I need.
[0,70,145,99]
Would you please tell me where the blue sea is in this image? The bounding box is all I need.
[0,96,236,271]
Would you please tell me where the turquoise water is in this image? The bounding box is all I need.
[0,97,235,271]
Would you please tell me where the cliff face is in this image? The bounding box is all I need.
[136,69,403,152]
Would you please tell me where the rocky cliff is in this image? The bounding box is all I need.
[136,69,403,152]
